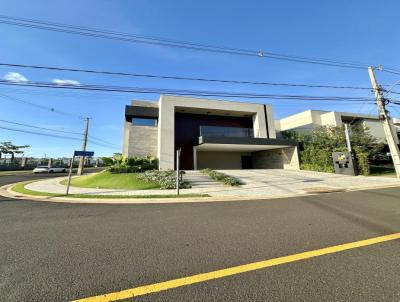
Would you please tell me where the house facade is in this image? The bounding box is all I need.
[123,95,300,170]
[275,109,400,144]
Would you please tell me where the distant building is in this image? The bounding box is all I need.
[275,110,400,144]
[123,95,300,170]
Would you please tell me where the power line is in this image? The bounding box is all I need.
[0,79,379,102]
[87,139,119,150]
[0,117,120,148]
[0,15,381,70]
[381,68,400,76]
[0,118,83,135]
[0,62,376,91]
[0,125,83,141]
[89,135,120,147]
[0,92,85,119]
[0,125,119,150]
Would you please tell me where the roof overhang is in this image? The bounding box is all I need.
[125,105,159,121]
[196,136,297,152]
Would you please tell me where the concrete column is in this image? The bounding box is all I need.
[193,146,197,170]
[48,158,53,168]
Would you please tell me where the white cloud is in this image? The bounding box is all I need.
[52,79,80,85]
[3,72,28,82]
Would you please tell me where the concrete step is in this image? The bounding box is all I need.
[183,170,221,188]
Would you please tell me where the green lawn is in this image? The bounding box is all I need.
[60,170,160,190]
[11,180,209,199]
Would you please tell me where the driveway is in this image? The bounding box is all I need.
[213,169,400,197]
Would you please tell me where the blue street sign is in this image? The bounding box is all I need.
[74,151,94,157]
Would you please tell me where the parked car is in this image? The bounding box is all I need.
[33,166,67,173]
[370,154,392,165]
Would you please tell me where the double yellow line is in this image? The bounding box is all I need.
[73,232,400,302]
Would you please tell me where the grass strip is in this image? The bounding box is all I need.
[11,180,209,199]
[60,170,160,190]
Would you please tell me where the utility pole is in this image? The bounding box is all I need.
[368,66,400,178]
[344,123,352,152]
[77,117,90,176]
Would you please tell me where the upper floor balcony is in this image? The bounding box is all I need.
[199,125,254,138]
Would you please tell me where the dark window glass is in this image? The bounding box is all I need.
[132,118,157,126]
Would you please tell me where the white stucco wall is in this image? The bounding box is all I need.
[276,110,400,144]
[363,119,399,144]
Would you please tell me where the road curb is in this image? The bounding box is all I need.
[1,180,400,205]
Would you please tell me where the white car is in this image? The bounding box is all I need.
[33,166,67,174]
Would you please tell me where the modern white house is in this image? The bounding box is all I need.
[275,109,400,144]
[123,95,300,170]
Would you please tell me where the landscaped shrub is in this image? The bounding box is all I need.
[283,125,384,175]
[108,154,158,174]
[353,146,370,176]
[137,170,191,189]
[101,157,114,166]
[201,168,242,186]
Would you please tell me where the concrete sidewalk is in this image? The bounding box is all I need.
[22,169,400,198]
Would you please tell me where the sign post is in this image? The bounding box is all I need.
[66,154,75,196]
[176,148,181,196]
[66,151,94,195]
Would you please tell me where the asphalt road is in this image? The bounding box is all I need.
[1,173,400,301]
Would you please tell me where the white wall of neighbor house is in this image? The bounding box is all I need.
[362,119,399,144]
[320,111,342,126]
[158,95,274,170]
[275,110,315,132]
[276,109,400,144]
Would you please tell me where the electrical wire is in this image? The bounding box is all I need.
[0,119,83,135]
[0,79,378,102]
[0,15,380,70]
[0,116,119,149]
[0,125,83,141]
[0,92,85,119]
[0,125,119,150]
[0,62,376,90]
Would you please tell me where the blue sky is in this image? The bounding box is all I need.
[1,0,400,157]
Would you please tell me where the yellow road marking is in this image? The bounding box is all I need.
[72,232,400,302]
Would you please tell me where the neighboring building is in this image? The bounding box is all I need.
[123,95,300,170]
[275,110,400,144]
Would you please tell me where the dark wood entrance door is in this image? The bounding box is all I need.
[241,156,252,169]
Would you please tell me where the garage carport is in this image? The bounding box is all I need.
[193,136,299,170]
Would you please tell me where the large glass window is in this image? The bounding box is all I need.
[132,118,157,127]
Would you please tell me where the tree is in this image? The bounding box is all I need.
[282,125,384,175]
[0,141,30,162]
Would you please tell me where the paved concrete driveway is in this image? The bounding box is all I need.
[213,169,400,197]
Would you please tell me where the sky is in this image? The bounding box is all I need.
[1,0,400,158]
